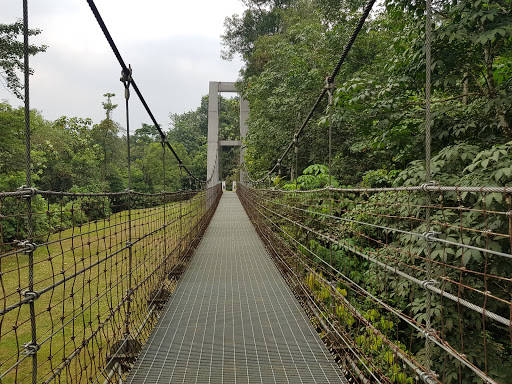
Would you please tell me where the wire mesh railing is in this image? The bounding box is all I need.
[0,184,222,384]
[238,183,511,384]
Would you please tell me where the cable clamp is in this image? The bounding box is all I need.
[120,66,132,83]
[324,77,336,105]
[324,76,336,90]
[19,240,37,254]
[126,241,133,248]
[420,279,438,289]
[125,288,134,300]
[22,290,40,302]
[420,328,436,342]
[17,185,37,199]
[22,342,40,356]
[422,231,441,243]
[120,65,132,90]
[419,370,438,384]
[419,372,429,381]
[420,181,437,192]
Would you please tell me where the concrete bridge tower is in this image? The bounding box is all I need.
[207,81,249,187]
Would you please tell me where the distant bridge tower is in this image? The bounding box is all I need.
[207,81,249,187]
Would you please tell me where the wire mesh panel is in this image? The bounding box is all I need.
[0,185,222,384]
[238,184,512,384]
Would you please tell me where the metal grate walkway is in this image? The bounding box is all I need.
[127,192,347,383]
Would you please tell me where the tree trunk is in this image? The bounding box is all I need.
[484,44,511,140]
[462,72,469,106]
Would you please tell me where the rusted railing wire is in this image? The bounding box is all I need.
[238,184,511,384]
[0,185,222,384]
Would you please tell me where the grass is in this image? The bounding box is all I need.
[0,192,207,384]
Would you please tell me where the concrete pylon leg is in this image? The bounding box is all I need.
[207,82,219,188]
[239,97,249,185]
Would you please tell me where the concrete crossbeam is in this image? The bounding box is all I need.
[217,82,237,92]
[219,140,242,147]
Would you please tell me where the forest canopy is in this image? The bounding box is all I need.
[222,0,512,189]
[0,93,241,193]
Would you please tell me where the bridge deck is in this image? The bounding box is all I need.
[127,192,346,383]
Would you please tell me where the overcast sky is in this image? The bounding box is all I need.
[0,0,245,131]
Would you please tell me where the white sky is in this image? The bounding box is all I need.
[0,0,245,131]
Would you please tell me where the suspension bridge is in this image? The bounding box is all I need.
[1,0,511,384]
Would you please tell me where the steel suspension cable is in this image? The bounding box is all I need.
[121,65,134,343]
[85,0,204,185]
[22,1,38,382]
[122,65,132,191]
[424,0,434,373]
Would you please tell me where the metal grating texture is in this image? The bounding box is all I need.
[126,192,347,384]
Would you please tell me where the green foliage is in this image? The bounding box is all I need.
[305,268,414,384]
[395,141,512,187]
[0,21,47,99]
[0,100,173,195]
[242,4,346,178]
[0,102,26,186]
[221,0,293,62]
[237,0,511,185]
[0,90,228,195]
[362,168,400,188]
[169,94,240,184]
[282,164,338,190]
[231,1,512,380]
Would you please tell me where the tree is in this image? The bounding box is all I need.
[0,21,47,99]
[232,1,512,381]
[239,0,512,186]
[46,116,99,190]
[133,123,160,145]
[0,102,27,190]
[91,93,123,189]
[102,92,117,120]
[167,94,242,183]
[384,0,512,139]
[221,0,293,62]
[241,0,377,180]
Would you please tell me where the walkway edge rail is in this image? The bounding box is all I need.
[238,183,510,384]
[0,185,222,384]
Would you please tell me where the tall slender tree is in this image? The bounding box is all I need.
[0,21,47,99]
